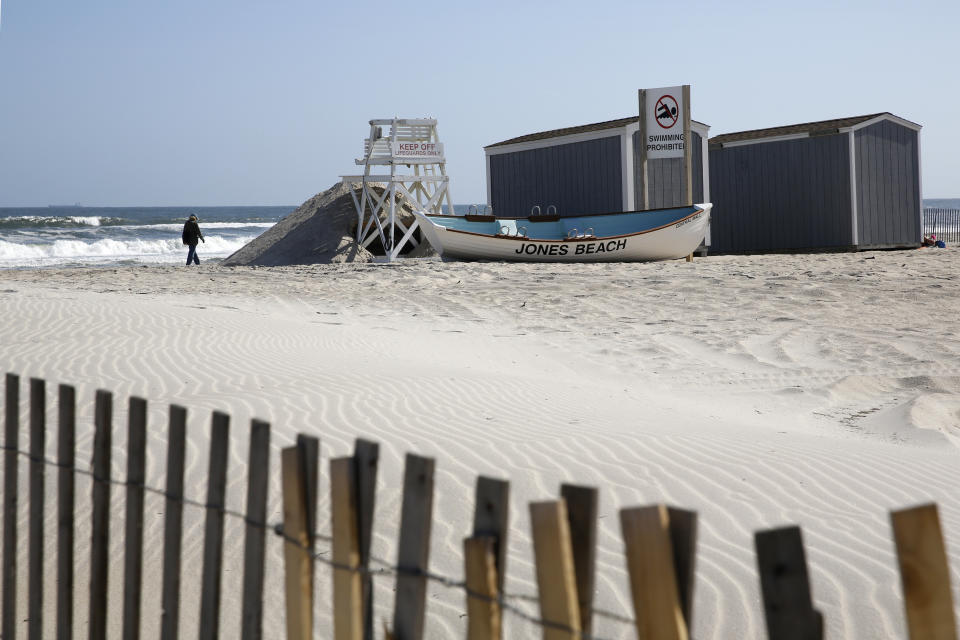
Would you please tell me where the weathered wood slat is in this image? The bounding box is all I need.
[392,454,436,640]
[667,506,698,630]
[160,405,188,640]
[755,525,822,640]
[892,504,957,640]
[560,484,597,636]
[282,446,313,640]
[123,396,148,640]
[620,505,688,640]
[198,411,230,640]
[28,378,45,640]
[464,536,501,640]
[89,390,113,640]
[297,434,319,545]
[473,477,509,596]
[241,419,271,640]
[331,456,363,640]
[353,438,379,640]
[638,89,649,209]
[57,384,76,640]
[2,373,18,640]
[530,500,581,640]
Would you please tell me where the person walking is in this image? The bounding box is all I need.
[181,214,205,265]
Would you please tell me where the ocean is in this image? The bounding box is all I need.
[0,204,484,269]
[1,201,955,270]
[924,198,960,209]
[0,206,293,269]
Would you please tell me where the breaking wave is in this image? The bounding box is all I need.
[0,235,255,267]
[141,222,275,231]
[0,215,127,229]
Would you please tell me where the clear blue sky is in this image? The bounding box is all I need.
[1,0,957,206]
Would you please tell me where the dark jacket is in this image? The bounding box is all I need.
[182,219,203,246]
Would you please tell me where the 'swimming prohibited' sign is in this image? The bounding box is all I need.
[643,85,685,159]
[654,94,680,129]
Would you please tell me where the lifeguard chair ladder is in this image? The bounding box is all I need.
[341,118,453,261]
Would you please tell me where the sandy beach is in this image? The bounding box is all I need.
[2,248,960,638]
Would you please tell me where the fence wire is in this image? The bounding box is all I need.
[1,443,636,640]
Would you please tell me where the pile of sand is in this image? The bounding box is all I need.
[222,181,435,266]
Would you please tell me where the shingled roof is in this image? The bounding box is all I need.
[486,117,709,149]
[708,113,918,146]
[486,112,919,150]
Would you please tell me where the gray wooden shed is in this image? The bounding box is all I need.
[484,116,710,225]
[708,113,922,252]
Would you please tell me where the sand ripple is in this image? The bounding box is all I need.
[1,249,959,638]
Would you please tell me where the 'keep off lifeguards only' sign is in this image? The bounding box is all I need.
[644,86,686,159]
[391,142,444,158]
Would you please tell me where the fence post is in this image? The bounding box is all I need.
[2,373,19,640]
[530,499,580,640]
[891,503,957,639]
[473,476,509,598]
[297,434,319,549]
[160,405,188,640]
[122,396,148,640]
[464,536,501,640]
[353,438,379,640]
[620,504,689,640]
[241,419,271,640]
[282,445,313,640]
[198,411,230,640]
[560,484,597,637]
[755,525,822,640]
[392,454,436,640]
[28,378,45,640]
[331,456,363,640]
[89,390,113,640]
[57,384,75,640]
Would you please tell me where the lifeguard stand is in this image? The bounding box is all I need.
[342,118,453,261]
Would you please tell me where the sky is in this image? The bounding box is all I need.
[0,0,957,206]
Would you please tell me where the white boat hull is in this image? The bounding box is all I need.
[414,205,711,262]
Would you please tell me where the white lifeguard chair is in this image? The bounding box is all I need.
[342,118,453,261]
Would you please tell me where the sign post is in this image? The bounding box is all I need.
[682,85,692,207]
[637,85,692,208]
[638,90,648,210]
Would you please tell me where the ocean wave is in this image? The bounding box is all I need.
[0,235,254,267]
[0,215,126,229]
[138,222,276,231]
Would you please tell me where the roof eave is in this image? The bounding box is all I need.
[838,112,923,133]
[485,118,710,149]
[710,112,922,147]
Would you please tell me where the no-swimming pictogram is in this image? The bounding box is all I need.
[655,94,679,129]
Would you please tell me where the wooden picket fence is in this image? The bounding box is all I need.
[1,371,958,640]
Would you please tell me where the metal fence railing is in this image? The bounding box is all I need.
[923,208,960,245]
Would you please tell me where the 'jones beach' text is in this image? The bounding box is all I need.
[514,239,628,256]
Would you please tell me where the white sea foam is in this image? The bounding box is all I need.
[68,216,104,226]
[0,234,254,267]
